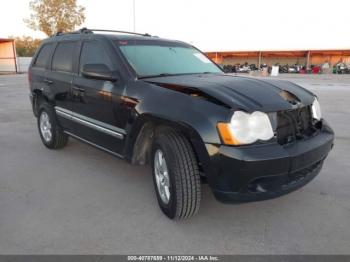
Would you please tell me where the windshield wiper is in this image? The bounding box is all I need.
[138,73,175,79]
[201,72,222,75]
[138,72,220,79]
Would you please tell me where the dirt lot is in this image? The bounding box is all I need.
[0,73,349,254]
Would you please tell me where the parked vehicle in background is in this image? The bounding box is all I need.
[312,65,321,74]
[28,28,334,220]
[222,64,236,73]
[249,64,259,71]
[222,63,259,74]
[237,62,251,73]
[336,63,348,74]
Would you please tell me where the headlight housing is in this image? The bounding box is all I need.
[311,98,322,121]
[217,111,274,145]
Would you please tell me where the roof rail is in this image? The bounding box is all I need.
[52,28,152,37]
[53,29,83,37]
[84,28,152,37]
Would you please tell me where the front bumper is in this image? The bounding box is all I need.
[205,120,334,202]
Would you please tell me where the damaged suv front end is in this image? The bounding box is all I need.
[211,99,333,202]
[143,72,334,203]
[205,81,333,202]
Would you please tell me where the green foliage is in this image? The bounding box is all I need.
[24,0,85,36]
[9,36,42,57]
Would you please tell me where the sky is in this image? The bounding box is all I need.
[1,0,350,52]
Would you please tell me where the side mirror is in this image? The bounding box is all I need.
[82,64,118,82]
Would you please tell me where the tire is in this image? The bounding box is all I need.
[37,102,68,149]
[151,128,201,220]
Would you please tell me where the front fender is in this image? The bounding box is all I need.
[132,81,231,144]
[123,81,231,178]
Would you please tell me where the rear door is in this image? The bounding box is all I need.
[30,43,54,98]
[48,41,79,130]
[71,40,126,155]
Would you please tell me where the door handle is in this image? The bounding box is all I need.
[44,79,53,85]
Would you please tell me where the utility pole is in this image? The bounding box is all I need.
[133,0,136,32]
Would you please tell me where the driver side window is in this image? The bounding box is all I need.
[79,41,113,74]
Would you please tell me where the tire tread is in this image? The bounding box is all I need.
[161,130,201,219]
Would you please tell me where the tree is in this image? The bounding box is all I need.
[9,36,42,57]
[24,0,85,36]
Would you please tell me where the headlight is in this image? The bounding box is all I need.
[311,98,322,121]
[217,111,274,145]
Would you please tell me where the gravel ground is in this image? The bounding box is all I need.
[0,73,349,254]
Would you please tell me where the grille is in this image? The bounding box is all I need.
[276,106,315,145]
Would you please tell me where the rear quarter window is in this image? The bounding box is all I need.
[52,41,78,73]
[33,44,53,68]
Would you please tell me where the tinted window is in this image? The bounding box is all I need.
[52,42,77,72]
[34,44,52,68]
[79,41,113,73]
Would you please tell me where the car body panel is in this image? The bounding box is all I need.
[142,74,315,112]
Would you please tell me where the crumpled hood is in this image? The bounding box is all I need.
[145,74,315,112]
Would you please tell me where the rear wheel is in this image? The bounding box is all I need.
[151,129,201,220]
[37,103,68,149]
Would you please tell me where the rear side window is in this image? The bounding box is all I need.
[52,42,77,73]
[79,41,113,73]
[34,44,52,68]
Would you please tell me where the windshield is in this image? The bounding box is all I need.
[117,40,222,78]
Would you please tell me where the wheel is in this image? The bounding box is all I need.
[37,102,68,149]
[151,129,201,220]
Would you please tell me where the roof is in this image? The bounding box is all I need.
[0,38,14,43]
[41,33,189,49]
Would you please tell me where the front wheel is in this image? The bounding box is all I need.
[151,129,201,220]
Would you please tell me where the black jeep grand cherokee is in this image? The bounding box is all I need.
[29,28,334,219]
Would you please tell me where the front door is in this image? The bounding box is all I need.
[71,40,126,155]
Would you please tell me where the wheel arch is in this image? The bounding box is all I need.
[124,113,212,176]
[31,89,52,117]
